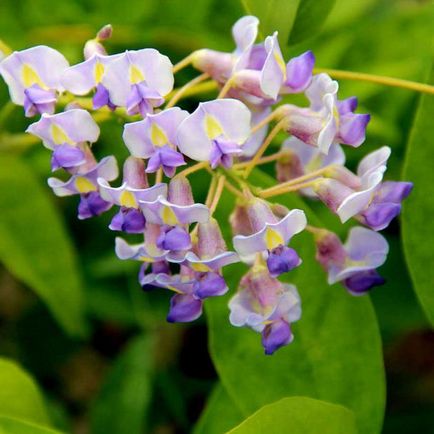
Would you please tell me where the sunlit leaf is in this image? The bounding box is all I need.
[207,169,385,434]
[0,155,86,337]
[402,63,434,326]
[0,358,49,425]
[227,397,357,434]
[0,417,63,434]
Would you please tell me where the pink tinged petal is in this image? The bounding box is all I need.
[0,45,69,105]
[176,99,251,161]
[26,109,100,149]
[167,294,203,323]
[233,209,306,257]
[192,49,234,82]
[331,227,389,283]
[357,146,391,179]
[196,218,228,258]
[313,178,355,213]
[168,176,194,206]
[305,73,338,110]
[48,156,118,196]
[282,50,315,93]
[140,196,209,225]
[338,113,370,147]
[336,171,383,222]
[123,156,148,189]
[272,284,302,323]
[98,178,167,207]
[228,290,267,330]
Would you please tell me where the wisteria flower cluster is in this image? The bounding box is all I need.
[0,17,412,355]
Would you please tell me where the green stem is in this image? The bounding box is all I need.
[315,67,434,95]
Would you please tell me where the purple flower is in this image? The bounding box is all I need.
[61,53,122,110]
[277,137,345,196]
[123,107,188,177]
[177,99,251,168]
[314,227,389,295]
[0,46,69,116]
[102,49,174,116]
[233,201,306,276]
[281,73,370,154]
[27,109,100,170]
[192,15,259,83]
[281,50,315,94]
[229,266,301,354]
[312,146,412,230]
[48,156,118,219]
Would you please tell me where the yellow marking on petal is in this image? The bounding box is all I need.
[51,124,74,145]
[129,65,145,84]
[75,177,97,193]
[94,61,105,84]
[119,190,138,208]
[264,227,284,250]
[204,115,223,139]
[150,123,168,147]
[167,285,183,294]
[21,64,46,88]
[191,262,211,272]
[161,206,178,226]
[274,52,287,76]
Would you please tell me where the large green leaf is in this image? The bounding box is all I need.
[402,64,434,326]
[288,0,336,44]
[90,335,154,434]
[0,417,63,434]
[0,155,86,337]
[227,397,357,434]
[207,169,385,434]
[241,0,301,46]
[193,384,244,434]
[0,358,49,425]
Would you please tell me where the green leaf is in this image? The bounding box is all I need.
[227,397,357,434]
[193,384,244,434]
[0,417,64,434]
[208,169,385,434]
[0,358,49,425]
[241,0,301,47]
[402,63,434,326]
[0,155,86,337]
[288,0,336,44]
[90,335,154,434]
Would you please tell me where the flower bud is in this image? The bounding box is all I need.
[168,175,194,206]
[123,156,148,189]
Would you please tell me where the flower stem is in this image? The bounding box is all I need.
[234,150,287,169]
[177,161,209,178]
[209,175,226,214]
[155,168,163,184]
[173,54,194,74]
[315,67,434,95]
[166,73,210,108]
[223,179,245,199]
[250,106,287,134]
[243,118,287,178]
[205,175,218,207]
[259,178,323,199]
[217,76,236,98]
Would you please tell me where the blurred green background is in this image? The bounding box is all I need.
[0,0,433,433]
